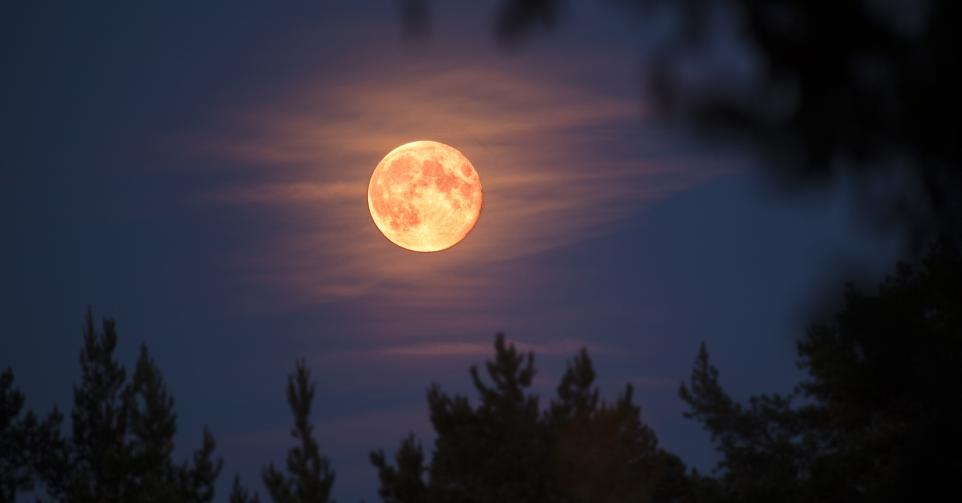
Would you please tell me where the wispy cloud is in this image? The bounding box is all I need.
[205,181,360,205]
[317,337,613,361]
[194,54,723,329]
[373,338,608,358]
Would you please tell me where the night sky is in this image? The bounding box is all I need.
[2,2,902,501]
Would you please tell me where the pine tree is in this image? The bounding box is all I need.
[230,474,261,503]
[547,348,599,422]
[41,308,223,502]
[0,368,33,501]
[549,350,690,503]
[680,242,962,501]
[428,333,546,503]
[53,309,131,502]
[373,334,691,503]
[178,428,222,503]
[0,368,62,502]
[678,343,805,502]
[126,345,179,501]
[263,360,335,503]
[370,433,427,503]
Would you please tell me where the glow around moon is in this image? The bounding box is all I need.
[368,141,483,252]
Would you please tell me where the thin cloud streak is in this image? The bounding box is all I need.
[197,54,724,325]
[322,338,614,361]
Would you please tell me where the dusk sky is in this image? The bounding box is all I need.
[2,2,905,501]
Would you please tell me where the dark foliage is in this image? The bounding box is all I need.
[370,434,428,503]
[5,247,960,503]
[0,368,32,500]
[403,0,962,247]
[371,334,690,503]
[2,308,223,502]
[680,242,962,501]
[0,368,62,502]
[262,360,336,503]
[231,474,262,503]
[636,0,962,246]
[398,0,431,40]
[495,0,563,45]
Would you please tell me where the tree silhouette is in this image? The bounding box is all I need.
[547,349,690,503]
[46,311,131,501]
[637,0,962,245]
[372,334,690,503]
[401,0,962,247]
[547,349,598,421]
[427,333,547,502]
[262,360,336,503]
[6,257,957,502]
[495,0,562,45]
[679,343,806,502]
[0,368,62,502]
[370,434,428,503]
[230,474,262,503]
[126,346,179,499]
[680,241,962,501]
[0,368,32,500]
[125,346,222,502]
[39,308,223,503]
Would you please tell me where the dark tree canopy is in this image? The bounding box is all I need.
[680,242,962,502]
[0,312,339,503]
[426,334,547,503]
[0,368,62,502]
[0,368,32,500]
[231,474,262,503]
[5,247,959,503]
[401,0,962,246]
[637,0,962,245]
[262,360,336,503]
[370,434,428,503]
[3,308,223,503]
[371,334,691,503]
[125,347,222,503]
[55,312,131,501]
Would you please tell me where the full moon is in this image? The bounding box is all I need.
[368,141,483,252]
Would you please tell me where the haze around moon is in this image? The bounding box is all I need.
[368,141,483,252]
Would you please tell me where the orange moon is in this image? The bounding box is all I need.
[368,141,483,252]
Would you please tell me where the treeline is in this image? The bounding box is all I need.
[1,314,221,503]
[2,243,960,502]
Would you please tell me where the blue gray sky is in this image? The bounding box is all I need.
[2,1,901,501]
